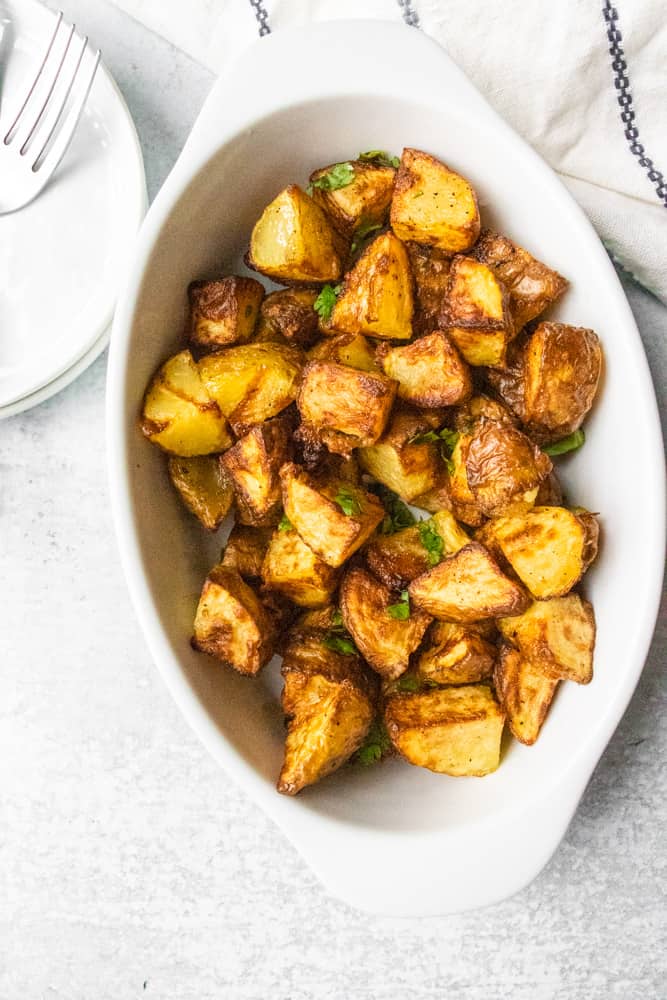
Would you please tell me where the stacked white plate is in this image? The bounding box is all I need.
[0,0,146,418]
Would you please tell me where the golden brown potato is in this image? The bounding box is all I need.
[167,455,234,531]
[262,525,340,607]
[471,229,568,331]
[221,414,292,526]
[483,335,528,422]
[357,409,441,502]
[412,470,454,516]
[192,565,276,674]
[384,685,504,776]
[442,432,486,527]
[247,184,343,283]
[454,393,518,433]
[188,276,264,350]
[409,541,530,623]
[523,322,603,442]
[280,462,384,568]
[406,242,452,334]
[365,510,469,589]
[415,621,496,685]
[297,360,397,454]
[494,644,559,745]
[441,256,514,367]
[498,594,595,684]
[141,350,233,456]
[534,471,563,507]
[330,232,414,340]
[340,566,432,680]
[465,418,552,517]
[309,159,395,238]
[278,628,377,795]
[221,524,272,581]
[376,331,472,408]
[390,148,480,254]
[256,289,319,348]
[198,343,303,436]
[307,332,378,372]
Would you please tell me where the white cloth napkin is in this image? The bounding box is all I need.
[113,0,667,303]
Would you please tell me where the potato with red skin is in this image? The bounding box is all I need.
[465,417,552,518]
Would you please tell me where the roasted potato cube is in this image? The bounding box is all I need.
[412,471,453,516]
[198,343,303,436]
[297,360,397,454]
[247,184,343,284]
[377,331,472,408]
[465,418,552,517]
[384,685,504,776]
[141,350,232,456]
[221,414,292,526]
[340,567,432,680]
[498,594,595,684]
[471,229,568,331]
[534,471,563,507]
[188,276,264,350]
[415,621,496,685]
[406,242,452,334]
[494,644,559,745]
[480,506,599,599]
[309,159,395,238]
[441,432,486,527]
[192,565,276,674]
[280,462,384,568]
[390,148,480,254]
[330,232,414,341]
[409,541,529,623]
[454,393,518,433]
[221,524,272,581]
[278,629,377,794]
[523,322,603,441]
[262,525,340,607]
[357,409,441,502]
[441,256,514,367]
[365,510,470,589]
[307,332,378,372]
[167,455,234,531]
[256,289,319,348]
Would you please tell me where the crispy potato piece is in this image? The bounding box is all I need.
[390,148,480,254]
[412,470,454,516]
[441,432,486,527]
[280,462,384,568]
[465,418,552,517]
[167,455,234,531]
[365,510,470,589]
[415,621,496,685]
[278,629,377,795]
[384,685,504,776]
[192,565,276,674]
[262,526,340,607]
[141,350,233,456]
[409,541,529,623]
[309,160,395,238]
[297,361,396,454]
[247,184,343,283]
[307,332,378,372]
[453,394,518,433]
[256,289,319,348]
[221,414,292,526]
[330,232,414,341]
[340,567,432,680]
[357,409,441,502]
[377,331,472,408]
[481,506,599,599]
[406,242,452,334]
[441,256,514,367]
[471,229,568,331]
[494,644,559,745]
[498,594,595,684]
[535,471,563,507]
[483,335,528,422]
[198,343,303,436]
[221,524,272,581]
[523,322,603,441]
[188,276,264,350]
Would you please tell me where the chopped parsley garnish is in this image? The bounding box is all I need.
[278,513,292,532]
[543,429,585,457]
[313,283,341,322]
[331,609,344,628]
[310,161,355,192]
[409,427,459,474]
[358,150,400,169]
[334,485,362,516]
[322,633,357,655]
[373,484,416,535]
[350,220,383,254]
[395,674,421,692]
[387,590,411,620]
[418,519,445,566]
[355,720,392,766]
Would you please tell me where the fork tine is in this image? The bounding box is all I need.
[32,48,100,174]
[4,10,63,144]
[19,21,76,155]
[27,32,87,159]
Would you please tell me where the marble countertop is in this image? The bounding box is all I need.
[2,2,665,997]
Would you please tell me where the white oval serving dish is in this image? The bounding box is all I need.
[106,21,665,916]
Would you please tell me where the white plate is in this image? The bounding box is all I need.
[0,0,145,409]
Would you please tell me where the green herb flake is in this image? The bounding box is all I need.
[374,485,416,535]
[418,519,445,566]
[331,609,344,628]
[313,284,341,323]
[334,485,362,516]
[395,674,421,693]
[408,427,459,469]
[278,514,293,532]
[322,633,357,655]
[350,220,383,254]
[542,429,586,457]
[358,150,400,169]
[311,162,355,192]
[355,720,392,766]
[387,589,411,620]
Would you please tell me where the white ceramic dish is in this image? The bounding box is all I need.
[107,21,665,915]
[0,0,146,411]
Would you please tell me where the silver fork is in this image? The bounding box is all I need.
[0,10,100,214]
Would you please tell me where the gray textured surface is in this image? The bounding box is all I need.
[1,2,666,997]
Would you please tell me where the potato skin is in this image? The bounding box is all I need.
[309,160,395,238]
[188,276,264,350]
[498,594,596,684]
[465,418,552,517]
[167,455,234,531]
[357,408,441,502]
[221,524,272,582]
[494,644,558,745]
[331,231,414,341]
[258,289,319,348]
[365,510,470,589]
[441,256,514,368]
[416,621,496,685]
[406,242,452,334]
[377,331,472,408]
[221,413,292,526]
